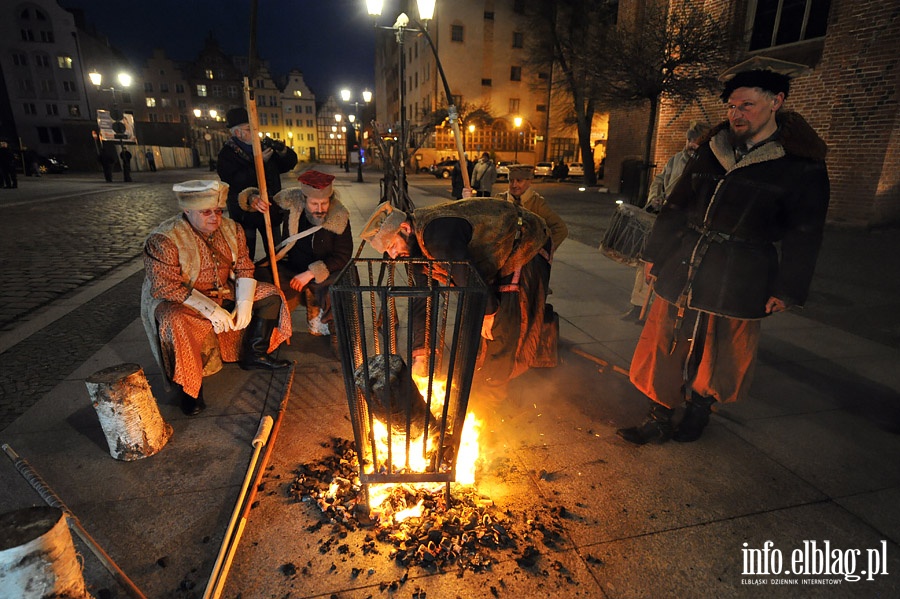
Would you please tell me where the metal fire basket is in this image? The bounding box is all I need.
[331,258,487,499]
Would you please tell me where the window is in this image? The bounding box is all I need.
[20,29,35,42]
[144,82,153,92]
[271,114,280,126]
[68,104,80,117]
[227,85,238,98]
[24,103,37,115]
[205,69,214,79]
[482,78,492,86]
[259,113,268,126]
[749,0,832,50]
[177,99,187,109]
[512,32,524,48]
[46,103,58,116]
[121,92,132,104]
[484,11,494,20]
[146,97,157,107]
[35,54,50,68]
[196,84,207,96]
[212,85,222,97]
[176,83,185,93]
[536,104,547,112]
[160,82,169,93]
[509,98,520,113]
[40,30,54,43]
[57,55,72,68]
[510,66,522,81]
[451,24,464,42]
[286,118,293,127]
[307,119,314,127]
[538,72,549,80]
[306,105,313,113]
[40,79,54,93]
[307,133,314,141]
[62,80,76,92]
[149,113,158,122]
[160,98,171,107]
[12,53,27,66]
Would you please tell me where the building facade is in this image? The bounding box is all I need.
[282,69,318,162]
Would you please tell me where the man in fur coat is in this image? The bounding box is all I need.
[617,63,830,445]
[241,170,352,341]
[141,180,292,416]
[360,199,551,405]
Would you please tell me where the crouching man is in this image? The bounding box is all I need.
[141,180,292,416]
[240,170,352,346]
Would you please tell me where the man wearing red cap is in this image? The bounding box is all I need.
[243,170,352,345]
[141,180,292,416]
[217,107,297,260]
[617,62,830,445]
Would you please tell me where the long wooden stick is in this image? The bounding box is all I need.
[202,415,273,599]
[209,366,295,599]
[243,77,280,289]
[2,443,148,599]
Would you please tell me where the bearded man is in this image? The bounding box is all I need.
[141,180,292,416]
[242,170,352,342]
[617,62,830,445]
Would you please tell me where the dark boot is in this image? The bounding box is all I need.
[616,404,674,445]
[240,317,291,370]
[179,384,205,416]
[673,394,716,442]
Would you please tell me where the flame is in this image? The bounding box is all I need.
[363,375,484,519]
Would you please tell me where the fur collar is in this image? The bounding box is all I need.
[704,110,827,172]
[273,187,349,236]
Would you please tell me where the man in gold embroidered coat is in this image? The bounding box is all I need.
[141,180,292,415]
[361,199,551,405]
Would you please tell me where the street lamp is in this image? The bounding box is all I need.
[513,116,523,163]
[193,108,218,169]
[89,70,133,181]
[367,0,447,211]
[339,88,372,182]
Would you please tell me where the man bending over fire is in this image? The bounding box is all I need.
[360,199,551,405]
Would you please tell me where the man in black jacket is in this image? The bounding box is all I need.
[217,107,297,259]
[243,170,352,341]
[617,61,830,445]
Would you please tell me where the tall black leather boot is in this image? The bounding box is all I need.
[616,403,674,445]
[178,384,205,416]
[673,394,716,442]
[240,317,291,370]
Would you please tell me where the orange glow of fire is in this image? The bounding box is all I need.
[365,375,483,522]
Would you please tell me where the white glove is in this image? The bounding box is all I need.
[231,278,256,330]
[481,312,495,340]
[462,187,474,199]
[184,289,234,334]
[411,354,428,379]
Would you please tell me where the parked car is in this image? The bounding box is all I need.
[496,161,515,180]
[534,161,554,177]
[13,151,69,175]
[430,158,457,179]
[568,162,585,177]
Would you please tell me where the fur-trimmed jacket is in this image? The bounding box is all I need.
[645,111,830,319]
[269,187,352,283]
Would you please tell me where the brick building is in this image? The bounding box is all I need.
[604,0,900,227]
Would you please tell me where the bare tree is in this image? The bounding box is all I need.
[588,1,730,202]
[526,0,618,186]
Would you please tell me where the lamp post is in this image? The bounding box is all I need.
[334,113,346,169]
[89,70,132,181]
[368,0,459,211]
[340,88,372,182]
[513,116,522,163]
[193,108,218,169]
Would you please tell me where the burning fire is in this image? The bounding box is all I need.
[367,374,482,524]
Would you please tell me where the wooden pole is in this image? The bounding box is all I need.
[243,77,281,290]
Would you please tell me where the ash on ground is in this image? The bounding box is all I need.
[288,438,576,582]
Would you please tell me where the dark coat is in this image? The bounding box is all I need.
[645,111,830,319]
[216,139,297,225]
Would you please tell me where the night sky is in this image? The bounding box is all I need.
[60,0,381,100]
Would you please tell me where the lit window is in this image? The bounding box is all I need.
[146,97,157,107]
[749,0,832,50]
[57,55,73,68]
[197,84,207,97]
[205,69,214,79]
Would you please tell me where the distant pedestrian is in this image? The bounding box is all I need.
[120,148,133,182]
[98,149,115,182]
[617,60,830,445]
[0,141,16,189]
[24,149,40,177]
[471,152,497,197]
[145,149,157,172]
[450,157,474,200]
